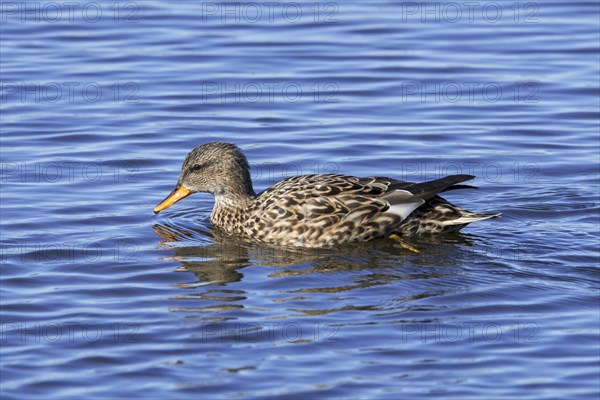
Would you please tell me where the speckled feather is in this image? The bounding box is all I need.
[155,142,500,248]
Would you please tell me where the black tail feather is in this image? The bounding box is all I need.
[442,184,478,192]
[399,174,475,201]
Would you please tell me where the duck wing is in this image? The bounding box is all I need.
[250,174,476,246]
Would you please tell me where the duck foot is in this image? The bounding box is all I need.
[389,234,420,253]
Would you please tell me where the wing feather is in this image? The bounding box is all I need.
[249,174,478,245]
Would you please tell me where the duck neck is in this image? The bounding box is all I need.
[210,190,254,231]
[209,159,255,229]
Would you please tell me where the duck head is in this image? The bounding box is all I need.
[153,142,255,214]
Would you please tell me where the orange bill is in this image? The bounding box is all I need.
[153,185,191,214]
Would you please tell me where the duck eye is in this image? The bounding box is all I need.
[191,163,204,172]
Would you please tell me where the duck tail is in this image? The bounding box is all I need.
[441,210,501,227]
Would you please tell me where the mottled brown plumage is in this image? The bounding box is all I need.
[154,142,500,248]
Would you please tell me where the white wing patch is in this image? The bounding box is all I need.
[383,190,425,220]
[388,201,424,220]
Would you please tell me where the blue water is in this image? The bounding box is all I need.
[1,1,599,398]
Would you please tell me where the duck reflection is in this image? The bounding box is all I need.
[154,223,249,285]
[153,222,494,320]
[153,222,481,289]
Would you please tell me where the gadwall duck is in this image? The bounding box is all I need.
[154,142,500,248]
